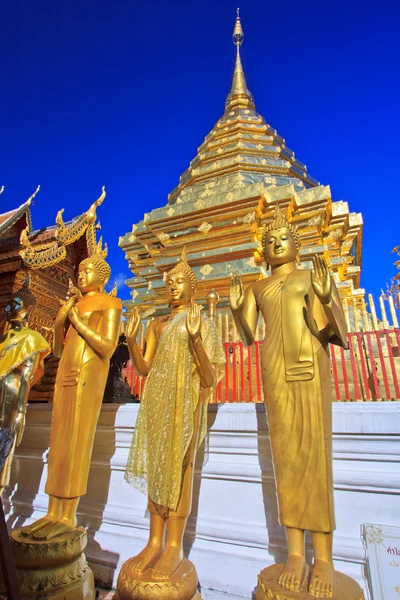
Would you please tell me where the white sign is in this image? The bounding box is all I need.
[363,523,400,599]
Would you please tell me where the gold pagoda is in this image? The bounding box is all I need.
[119,14,363,318]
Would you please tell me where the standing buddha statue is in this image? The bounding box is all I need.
[230,205,359,599]
[118,247,225,600]
[0,281,50,495]
[21,239,122,541]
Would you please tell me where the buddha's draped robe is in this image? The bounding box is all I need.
[46,293,121,498]
[253,270,346,533]
[0,326,50,488]
[0,326,49,384]
[125,310,225,511]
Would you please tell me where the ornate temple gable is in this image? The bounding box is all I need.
[19,187,105,270]
[0,187,106,344]
[0,187,109,402]
[120,14,363,314]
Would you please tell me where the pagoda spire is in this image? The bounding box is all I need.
[225,9,255,111]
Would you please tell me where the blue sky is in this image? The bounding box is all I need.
[1,0,399,300]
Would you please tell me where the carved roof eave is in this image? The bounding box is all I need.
[19,187,106,270]
[0,200,33,238]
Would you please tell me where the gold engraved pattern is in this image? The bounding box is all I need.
[0,340,18,360]
[12,527,87,568]
[198,222,212,234]
[116,558,198,600]
[256,565,364,600]
[8,527,95,599]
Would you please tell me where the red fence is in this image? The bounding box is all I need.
[124,329,400,403]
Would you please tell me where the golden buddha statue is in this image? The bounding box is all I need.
[0,281,50,495]
[118,248,224,598]
[21,240,122,541]
[230,206,348,599]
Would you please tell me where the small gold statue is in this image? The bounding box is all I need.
[21,240,122,541]
[118,248,225,600]
[230,206,362,599]
[0,281,50,494]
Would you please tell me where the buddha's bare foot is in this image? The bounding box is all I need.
[20,516,56,537]
[309,559,335,598]
[127,542,164,575]
[278,554,307,591]
[31,518,76,541]
[151,545,183,580]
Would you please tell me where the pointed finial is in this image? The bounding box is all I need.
[180,246,188,263]
[26,185,40,206]
[86,186,107,225]
[274,204,286,222]
[168,246,197,290]
[225,10,255,111]
[233,9,244,46]
[95,186,106,207]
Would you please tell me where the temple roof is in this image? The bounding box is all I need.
[0,186,34,239]
[0,187,106,272]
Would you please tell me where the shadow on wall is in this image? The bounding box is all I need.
[255,405,286,565]
[78,405,120,588]
[256,404,314,567]
[184,402,221,561]
[4,408,49,531]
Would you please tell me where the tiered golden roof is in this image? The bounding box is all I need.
[119,14,363,313]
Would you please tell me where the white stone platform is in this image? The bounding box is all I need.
[3,402,400,599]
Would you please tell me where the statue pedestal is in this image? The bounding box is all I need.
[116,557,200,600]
[9,526,95,600]
[256,564,364,600]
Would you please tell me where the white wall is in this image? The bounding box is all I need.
[4,402,400,599]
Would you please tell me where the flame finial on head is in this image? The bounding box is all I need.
[262,204,301,250]
[79,234,111,285]
[13,275,36,309]
[166,247,197,290]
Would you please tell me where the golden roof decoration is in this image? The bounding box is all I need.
[0,185,38,238]
[19,187,106,270]
[108,281,118,297]
[225,10,255,111]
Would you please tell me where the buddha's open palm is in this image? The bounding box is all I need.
[186,300,201,337]
[230,272,245,312]
[126,307,141,341]
[311,256,332,304]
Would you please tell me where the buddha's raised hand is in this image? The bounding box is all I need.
[311,256,332,305]
[186,299,201,337]
[126,307,141,342]
[229,272,245,312]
